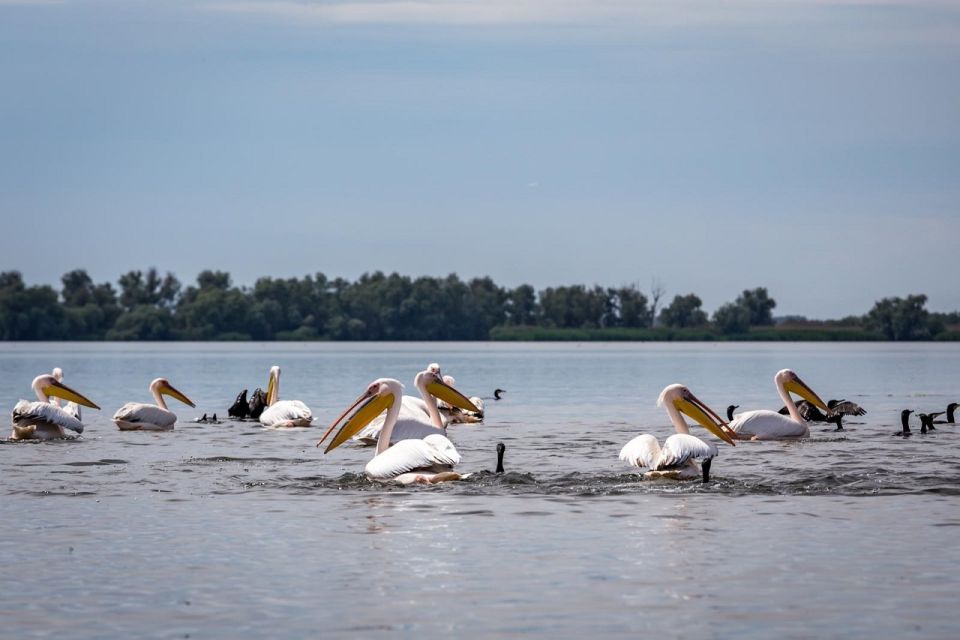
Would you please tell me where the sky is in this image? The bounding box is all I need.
[1,0,959,318]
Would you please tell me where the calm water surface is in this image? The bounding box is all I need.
[2,342,959,638]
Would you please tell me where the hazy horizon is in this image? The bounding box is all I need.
[3,0,959,317]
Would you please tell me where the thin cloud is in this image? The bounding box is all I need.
[201,0,959,27]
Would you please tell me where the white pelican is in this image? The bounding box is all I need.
[353,365,479,444]
[258,365,313,428]
[619,384,736,482]
[113,378,195,431]
[728,369,831,440]
[318,378,470,484]
[10,374,101,441]
[51,367,82,422]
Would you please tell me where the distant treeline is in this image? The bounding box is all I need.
[0,269,957,341]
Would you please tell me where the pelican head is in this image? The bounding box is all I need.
[658,383,736,446]
[150,378,196,407]
[776,369,829,414]
[266,365,281,405]
[52,367,64,382]
[415,368,480,414]
[32,374,100,410]
[317,378,403,452]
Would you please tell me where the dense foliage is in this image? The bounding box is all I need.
[0,269,956,341]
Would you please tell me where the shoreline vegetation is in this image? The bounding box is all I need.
[2,268,957,342]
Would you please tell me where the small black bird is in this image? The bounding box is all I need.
[918,413,936,434]
[496,442,506,473]
[932,403,958,424]
[894,409,913,437]
[228,389,250,419]
[726,405,739,421]
[494,389,506,401]
[248,388,267,420]
[943,402,958,424]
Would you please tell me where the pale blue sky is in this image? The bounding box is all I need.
[2,0,958,317]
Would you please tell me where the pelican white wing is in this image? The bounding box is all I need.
[730,410,809,439]
[12,400,84,434]
[260,400,313,428]
[620,433,716,471]
[619,434,660,469]
[364,434,461,481]
[113,403,177,430]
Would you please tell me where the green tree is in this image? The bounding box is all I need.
[659,294,708,328]
[0,271,68,340]
[505,284,538,326]
[609,286,651,328]
[736,287,777,326]
[118,268,181,310]
[866,294,931,340]
[106,305,175,340]
[713,302,751,335]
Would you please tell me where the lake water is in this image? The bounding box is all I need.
[2,342,959,638]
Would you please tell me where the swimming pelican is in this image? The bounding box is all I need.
[728,369,831,440]
[258,365,313,428]
[354,365,479,444]
[619,384,736,482]
[113,378,195,431]
[10,374,100,440]
[318,378,472,484]
[51,367,82,422]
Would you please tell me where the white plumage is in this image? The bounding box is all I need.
[11,400,85,440]
[619,433,718,480]
[365,433,461,483]
[728,410,809,439]
[260,400,313,428]
[9,373,100,441]
[728,369,829,440]
[259,365,313,428]
[322,378,474,484]
[113,402,178,431]
[112,378,194,431]
[618,383,734,482]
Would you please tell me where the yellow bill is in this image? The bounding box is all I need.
[784,377,829,413]
[266,372,277,406]
[44,379,100,410]
[675,394,736,446]
[324,393,395,454]
[426,380,480,413]
[161,381,196,408]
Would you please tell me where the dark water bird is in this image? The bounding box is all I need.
[918,413,937,434]
[496,442,506,473]
[228,390,249,419]
[894,409,913,437]
[248,388,267,420]
[933,403,958,424]
[194,413,222,424]
[726,405,739,421]
[494,388,506,400]
[777,398,865,431]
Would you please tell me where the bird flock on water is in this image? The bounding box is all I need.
[7,365,957,485]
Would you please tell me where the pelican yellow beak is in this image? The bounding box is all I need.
[783,375,829,414]
[319,390,395,453]
[675,392,737,446]
[426,379,480,413]
[43,379,100,410]
[266,370,277,406]
[160,381,196,408]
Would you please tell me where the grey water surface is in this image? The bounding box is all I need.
[1,342,959,638]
